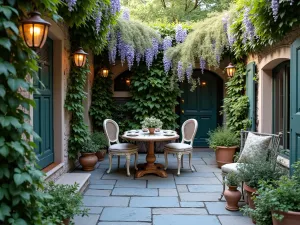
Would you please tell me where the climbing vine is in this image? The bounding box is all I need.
[89,73,113,131]
[222,63,251,133]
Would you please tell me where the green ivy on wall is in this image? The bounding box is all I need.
[126,53,181,130]
[222,63,251,133]
[89,73,113,131]
[64,61,90,159]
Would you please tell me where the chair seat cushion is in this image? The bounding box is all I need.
[164,143,192,151]
[109,143,137,152]
[221,163,244,173]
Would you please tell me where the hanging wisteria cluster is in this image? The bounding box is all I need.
[243,7,255,42]
[95,11,102,34]
[110,0,121,15]
[162,36,172,73]
[122,8,130,20]
[175,24,187,43]
[66,0,77,11]
[271,0,279,21]
[222,14,235,47]
[199,57,206,74]
[177,61,184,82]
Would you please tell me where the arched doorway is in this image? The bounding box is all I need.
[179,69,223,147]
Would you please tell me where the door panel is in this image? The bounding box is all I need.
[33,38,54,169]
[180,70,222,147]
[290,38,300,171]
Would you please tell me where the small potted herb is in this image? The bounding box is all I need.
[224,172,241,211]
[207,127,239,168]
[79,140,99,171]
[91,132,108,161]
[141,117,163,134]
[42,182,88,224]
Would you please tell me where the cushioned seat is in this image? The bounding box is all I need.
[109,143,137,151]
[221,163,243,173]
[164,143,192,151]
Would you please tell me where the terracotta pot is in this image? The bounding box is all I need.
[215,146,237,168]
[79,153,98,171]
[244,183,257,224]
[63,218,70,225]
[148,128,155,134]
[95,149,106,161]
[272,210,300,225]
[224,186,241,211]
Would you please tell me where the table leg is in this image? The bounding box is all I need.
[136,141,168,178]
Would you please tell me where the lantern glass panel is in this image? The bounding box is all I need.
[102,69,109,77]
[74,54,86,67]
[22,23,48,48]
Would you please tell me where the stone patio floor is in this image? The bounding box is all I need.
[73,149,253,225]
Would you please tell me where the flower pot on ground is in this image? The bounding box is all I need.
[79,140,99,171]
[272,211,300,225]
[141,117,163,135]
[207,127,239,168]
[91,132,108,161]
[42,182,88,224]
[244,183,256,211]
[224,172,241,211]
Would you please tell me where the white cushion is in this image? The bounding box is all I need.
[221,163,242,173]
[237,132,272,163]
[109,143,137,152]
[164,143,192,151]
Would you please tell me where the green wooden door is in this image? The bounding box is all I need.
[290,38,300,169]
[180,70,223,147]
[33,38,54,169]
[246,62,256,131]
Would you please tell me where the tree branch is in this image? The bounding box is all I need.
[189,0,199,12]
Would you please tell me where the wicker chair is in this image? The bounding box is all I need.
[164,119,198,176]
[219,130,282,200]
[103,119,138,176]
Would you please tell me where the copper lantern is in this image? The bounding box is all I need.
[101,67,109,77]
[73,47,88,67]
[226,62,236,78]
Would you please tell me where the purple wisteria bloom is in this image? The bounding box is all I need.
[122,8,130,20]
[271,0,279,21]
[110,0,121,15]
[152,38,159,59]
[200,57,206,74]
[222,15,229,32]
[135,52,143,65]
[177,61,184,81]
[66,0,77,11]
[126,45,135,70]
[163,53,172,73]
[163,36,172,51]
[216,54,221,65]
[95,11,102,34]
[175,24,187,43]
[186,63,193,81]
[109,46,117,65]
[243,7,255,42]
[145,48,154,70]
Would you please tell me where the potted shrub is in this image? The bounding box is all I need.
[42,182,88,224]
[242,162,300,225]
[79,140,99,171]
[141,117,163,134]
[207,127,239,168]
[224,171,241,211]
[91,132,108,161]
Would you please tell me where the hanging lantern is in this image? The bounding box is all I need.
[101,67,109,77]
[226,62,236,78]
[19,11,51,49]
[73,47,88,68]
[125,78,131,86]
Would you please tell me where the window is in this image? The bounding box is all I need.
[114,70,132,92]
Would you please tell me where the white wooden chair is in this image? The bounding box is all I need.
[219,130,282,200]
[103,119,138,176]
[163,119,198,176]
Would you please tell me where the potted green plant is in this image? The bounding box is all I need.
[141,117,163,134]
[242,162,300,225]
[91,132,108,161]
[42,182,88,224]
[79,140,99,171]
[224,172,241,211]
[207,127,239,168]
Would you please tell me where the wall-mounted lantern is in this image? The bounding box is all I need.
[73,47,88,68]
[226,62,236,78]
[100,67,109,77]
[19,11,51,49]
[125,78,131,86]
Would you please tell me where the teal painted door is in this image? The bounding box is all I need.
[33,38,54,169]
[246,62,256,131]
[290,38,300,169]
[180,70,223,147]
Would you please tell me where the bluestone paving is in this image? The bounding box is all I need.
[147,180,176,188]
[205,202,243,215]
[218,216,253,225]
[74,214,99,225]
[173,171,215,177]
[82,206,103,214]
[175,177,221,184]
[193,165,221,172]
[98,223,151,225]
[89,184,114,190]
[115,179,146,188]
[84,189,111,196]
[159,188,178,196]
[83,196,130,207]
[188,184,222,192]
[179,192,221,201]
[152,208,207,215]
[112,187,158,196]
[202,157,218,165]
[176,185,189,192]
[130,197,180,207]
[180,201,205,207]
[100,207,151,222]
[89,179,116,185]
[153,215,221,225]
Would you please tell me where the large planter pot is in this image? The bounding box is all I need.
[148,128,155,134]
[95,149,106,161]
[79,153,98,171]
[224,186,241,211]
[63,218,70,225]
[272,210,300,225]
[244,183,257,224]
[215,146,237,168]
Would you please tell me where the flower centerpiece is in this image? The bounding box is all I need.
[141,117,163,134]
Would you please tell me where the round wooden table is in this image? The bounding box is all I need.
[122,130,179,178]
